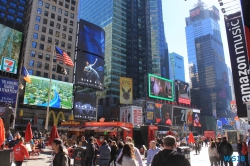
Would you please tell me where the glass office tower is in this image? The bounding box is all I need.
[169,52,185,82]
[185,3,231,116]
[79,0,152,106]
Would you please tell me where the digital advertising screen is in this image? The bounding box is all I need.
[175,80,190,104]
[154,103,172,126]
[145,103,154,124]
[0,24,23,74]
[23,75,73,109]
[73,92,97,120]
[190,6,202,21]
[186,109,193,127]
[75,51,104,90]
[0,77,18,108]
[193,109,201,127]
[148,74,174,101]
[120,77,133,104]
[77,19,105,58]
[172,107,187,126]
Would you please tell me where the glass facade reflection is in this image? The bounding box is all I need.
[169,52,185,82]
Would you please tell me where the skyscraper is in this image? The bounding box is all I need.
[79,0,152,106]
[185,1,230,116]
[169,52,185,82]
[149,0,167,77]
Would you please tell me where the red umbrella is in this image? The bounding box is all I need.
[49,125,60,145]
[25,122,33,142]
[188,132,195,143]
[0,118,5,146]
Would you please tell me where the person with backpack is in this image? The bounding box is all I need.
[241,142,248,166]
[151,135,191,166]
[218,137,233,166]
[51,138,70,166]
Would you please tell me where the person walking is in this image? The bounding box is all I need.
[147,141,160,166]
[13,138,29,166]
[241,142,248,166]
[85,137,95,166]
[116,143,139,166]
[109,141,118,166]
[208,142,218,166]
[216,138,223,166]
[194,140,200,155]
[51,138,69,166]
[218,137,233,166]
[99,140,111,166]
[237,140,243,165]
[151,136,191,166]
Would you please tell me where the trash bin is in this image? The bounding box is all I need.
[177,146,190,162]
[73,147,86,166]
[0,149,12,166]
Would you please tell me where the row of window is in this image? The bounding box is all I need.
[38,0,75,12]
[0,12,23,23]
[30,50,71,60]
[28,69,69,82]
[34,24,73,34]
[32,39,72,50]
[33,28,72,41]
[29,60,70,73]
[0,0,25,5]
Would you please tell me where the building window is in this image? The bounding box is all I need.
[52,65,56,71]
[67,51,71,57]
[58,75,62,81]
[17,12,23,17]
[59,1,63,6]
[9,2,16,8]
[40,35,45,41]
[30,51,36,57]
[52,74,55,79]
[37,62,42,68]
[33,33,38,39]
[19,6,24,11]
[56,31,60,37]
[7,9,15,15]
[70,13,74,19]
[57,23,60,29]
[32,41,37,48]
[50,21,54,27]
[52,5,56,11]
[48,37,52,43]
[64,18,67,24]
[46,45,51,52]
[52,0,57,4]
[34,24,39,30]
[65,77,68,82]
[69,28,73,34]
[39,44,44,50]
[43,18,47,24]
[58,8,62,14]
[37,8,42,14]
[45,3,50,9]
[64,11,68,16]
[49,29,53,35]
[71,6,74,11]
[38,0,43,6]
[46,54,50,61]
[59,61,63,64]
[63,26,67,31]
[53,56,57,62]
[36,71,41,76]
[62,33,66,39]
[70,20,73,26]
[61,41,65,47]
[38,52,43,59]
[55,39,59,45]
[29,60,34,67]
[44,72,48,78]
[57,16,61,21]
[67,43,71,49]
[51,13,55,19]
[65,4,69,9]
[68,35,72,41]
[44,63,49,70]
[42,26,46,33]
[44,10,48,16]
[36,16,41,22]
[28,69,33,75]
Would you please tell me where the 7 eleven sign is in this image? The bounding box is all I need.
[1,57,16,73]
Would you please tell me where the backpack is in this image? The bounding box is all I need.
[221,144,230,156]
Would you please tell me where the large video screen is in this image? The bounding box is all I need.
[175,80,190,104]
[75,51,104,90]
[77,19,105,58]
[172,107,187,125]
[23,76,73,109]
[0,24,23,74]
[193,109,201,127]
[148,74,174,101]
[154,103,172,126]
[0,77,18,108]
[74,92,96,120]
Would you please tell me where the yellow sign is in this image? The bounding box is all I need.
[48,111,65,126]
[147,112,154,120]
[61,121,80,125]
[120,77,133,104]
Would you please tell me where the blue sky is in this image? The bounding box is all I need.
[162,0,232,82]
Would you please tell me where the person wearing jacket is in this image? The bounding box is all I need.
[52,138,69,166]
[116,143,138,166]
[218,137,233,166]
[13,137,29,166]
[99,140,111,166]
[85,137,95,166]
[109,141,118,166]
[147,141,160,166]
[151,136,190,166]
[208,142,218,166]
[241,142,248,166]
[237,140,243,165]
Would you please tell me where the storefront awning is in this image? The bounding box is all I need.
[69,126,84,131]
[84,126,115,132]
[120,126,130,131]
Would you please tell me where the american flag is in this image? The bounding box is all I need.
[55,46,74,67]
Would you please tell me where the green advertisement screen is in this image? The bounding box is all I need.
[24,75,73,109]
[148,74,174,101]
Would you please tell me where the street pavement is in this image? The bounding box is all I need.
[13,146,241,166]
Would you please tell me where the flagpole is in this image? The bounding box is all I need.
[45,42,55,131]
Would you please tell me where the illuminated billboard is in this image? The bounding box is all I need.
[120,77,133,104]
[193,109,201,127]
[175,80,190,104]
[0,24,23,74]
[154,103,172,126]
[75,51,104,90]
[77,19,105,58]
[172,107,187,125]
[190,6,202,21]
[148,74,174,101]
[23,75,73,109]
[74,92,96,120]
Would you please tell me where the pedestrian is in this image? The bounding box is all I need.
[151,136,190,166]
[237,140,243,165]
[147,141,160,166]
[208,141,218,166]
[241,142,248,166]
[116,143,139,166]
[51,138,69,166]
[93,139,99,166]
[13,137,29,166]
[85,137,95,166]
[99,140,111,166]
[194,140,200,155]
[205,138,208,147]
[216,138,223,166]
[218,137,233,166]
[116,142,124,158]
[109,141,118,166]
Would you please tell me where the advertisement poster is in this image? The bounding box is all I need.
[172,107,187,126]
[75,51,104,90]
[0,24,22,74]
[154,103,172,126]
[23,75,73,109]
[193,109,201,127]
[175,80,190,104]
[120,106,142,126]
[186,109,193,126]
[133,107,142,126]
[217,120,222,131]
[148,74,174,101]
[146,103,154,124]
[77,19,105,58]
[120,106,132,123]
[74,92,96,121]
[120,77,133,104]
[0,77,18,107]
